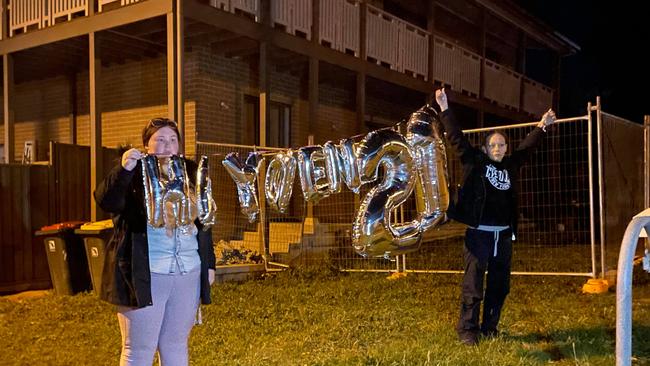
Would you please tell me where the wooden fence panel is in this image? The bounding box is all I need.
[0,164,52,293]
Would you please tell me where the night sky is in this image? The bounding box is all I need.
[517,1,649,123]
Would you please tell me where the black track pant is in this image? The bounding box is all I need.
[456,227,512,337]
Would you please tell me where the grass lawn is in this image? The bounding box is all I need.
[1,269,650,365]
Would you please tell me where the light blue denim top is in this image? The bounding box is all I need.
[147,224,201,274]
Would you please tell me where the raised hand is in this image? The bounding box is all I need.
[121,148,144,171]
[435,88,448,112]
[538,108,556,131]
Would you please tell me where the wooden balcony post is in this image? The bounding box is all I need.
[312,0,319,43]
[167,0,184,151]
[3,53,14,163]
[89,32,103,221]
[1,0,8,40]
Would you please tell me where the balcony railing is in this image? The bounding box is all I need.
[319,0,359,56]
[3,0,555,116]
[396,17,428,79]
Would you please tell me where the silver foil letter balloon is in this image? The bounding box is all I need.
[163,155,194,229]
[406,105,449,231]
[142,155,195,231]
[142,154,165,227]
[323,138,362,194]
[222,152,263,222]
[352,129,422,258]
[196,155,217,229]
[265,150,296,213]
[297,146,331,202]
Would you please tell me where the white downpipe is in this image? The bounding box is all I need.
[616,209,650,366]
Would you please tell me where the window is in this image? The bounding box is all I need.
[267,102,291,148]
[243,96,291,148]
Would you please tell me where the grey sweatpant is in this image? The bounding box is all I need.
[117,269,200,366]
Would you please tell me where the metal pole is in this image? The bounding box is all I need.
[587,102,597,278]
[643,115,650,250]
[596,97,606,278]
[615,213,650,366]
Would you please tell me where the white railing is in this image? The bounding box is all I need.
[98,0,119,12]
[365,4,399,70]
[231,0,259,20]
[292,0,311,38]
[209,0,228,11]
[457,48,480,96]
[340,0,359,55]
[398,22,428,80]
[9,0,47,36]
[319,0,359,56]
[271,0,311,39]
[271,0,290,31]
[50,0,87,25]
[522,78,553,117]
[209,0,259,21]
[319,0,337,47]
[483,59,521,109]
[432,36,457,89]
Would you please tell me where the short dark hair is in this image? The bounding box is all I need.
[142,118,180,147]
[484,130,508,147]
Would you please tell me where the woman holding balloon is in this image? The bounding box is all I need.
[94,117,216,365]
[435,88,556,346]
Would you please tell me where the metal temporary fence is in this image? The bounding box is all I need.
[196,100,645,277]
[596,102,645,275]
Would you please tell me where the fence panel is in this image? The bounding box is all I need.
[271,0,291,31]
[365,5,398,69]
[318,0,338,49]
[340,0,359,56]
[457,48,481,96]
[98,0,119,12]
[50,0,88,25]
[398,23,428,79]
[9,0,46,36]
[523,78,553,117]
[483,60,521,109]
[432,36,457,89]
[0,164,52,293]
[291,0,311,39]
[231,0,259,20]
[208,0,228,11]
[600,113,644,273]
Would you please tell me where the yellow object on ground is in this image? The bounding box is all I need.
[582,279,610,294]
[386,272,408,280]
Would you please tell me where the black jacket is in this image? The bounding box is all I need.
[94,159,216,308]
[440,110,545,237]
